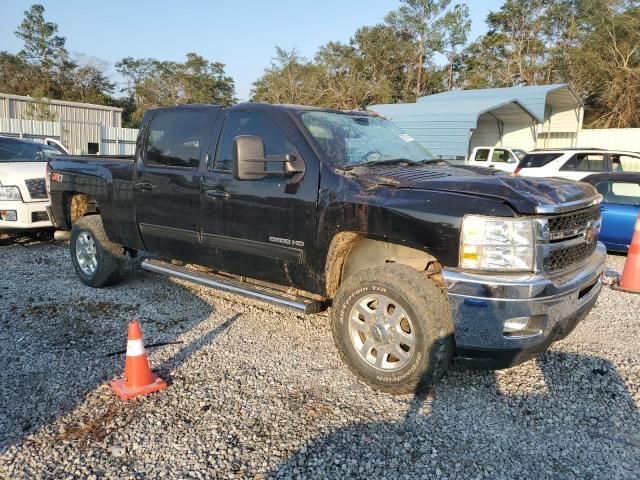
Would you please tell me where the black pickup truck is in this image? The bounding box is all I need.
[47,103,606,394]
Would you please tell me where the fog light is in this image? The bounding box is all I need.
[0,210,17,221]
[503,317,530,334]
[503,315,546,337]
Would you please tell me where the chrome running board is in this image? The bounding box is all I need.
[141,259,325,314]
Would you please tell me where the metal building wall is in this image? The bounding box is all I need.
[0,94,122,127]
[0,118,60,143]
[0,117,138,155]
[0,93,127,154]
[100,126,138,155]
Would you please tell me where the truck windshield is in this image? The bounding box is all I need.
[300,111,434,168]
[0,138,56,162]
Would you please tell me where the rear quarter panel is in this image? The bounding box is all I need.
[48,155,143,249]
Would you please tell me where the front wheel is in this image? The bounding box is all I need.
[331,264,454,395]
[70,215,124,287]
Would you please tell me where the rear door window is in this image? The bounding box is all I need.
[518,153,563,169]
[561,153,605,172]
[474,149,490,162]
[144,109,210,169]
[611,154,640,173]
[491,149,510,163]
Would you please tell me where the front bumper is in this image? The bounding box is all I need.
[443,241,607,369]
[0,200,52,231]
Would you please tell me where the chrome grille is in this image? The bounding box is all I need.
[24,178,47,200]
[544,240,598,272]
[539,205,601,272]
[547,205,600,237]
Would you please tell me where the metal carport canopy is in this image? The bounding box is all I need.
[369,97,537,157]
[370,84,581,157]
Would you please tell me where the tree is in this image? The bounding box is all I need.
[56,56,116,105]
[0,51,40,97]
[14,4,67,95]
[385,0,452,97]
[116,53,235,124]
[251,47,326,105]
[2,3,116,109]
[251,26,420,110]
[438,4,471,90]
[15,4,67,69]
[567,2,640,127]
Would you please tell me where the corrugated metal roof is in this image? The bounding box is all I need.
[370,84,580,157]
[415,83,579,122]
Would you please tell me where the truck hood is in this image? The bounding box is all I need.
[0,161,47,185]
[349,164,598,215]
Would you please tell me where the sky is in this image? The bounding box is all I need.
[0,0,503,101]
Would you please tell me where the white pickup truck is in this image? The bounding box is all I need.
[466,146,527,173]
[0,136,67,231]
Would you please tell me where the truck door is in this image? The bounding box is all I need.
[134,107,218,260]
[199,109,319,287]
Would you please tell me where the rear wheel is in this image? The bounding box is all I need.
[331,264,454,395]
[70,215,124,287]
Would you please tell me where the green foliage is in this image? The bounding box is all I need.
[2,4,233,128]
[251,2,465,108]
[385,0,453,96]
[568,2,640,127]
[438,4,471,90]
[460,0,640,127]
[3,1,640,128]
[115,53,235,124]
[251,27,419,110]
[1,3,114,111]
[15,4,67,72]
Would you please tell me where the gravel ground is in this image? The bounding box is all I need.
[0,237,638,479]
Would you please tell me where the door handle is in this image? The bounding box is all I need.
[134,182,156,192]
[205,189,230,199]
[488,164,495,168]
[600,205,608,212]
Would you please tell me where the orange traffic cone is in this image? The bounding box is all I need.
[614,213,640,294]
[110,320,167,400]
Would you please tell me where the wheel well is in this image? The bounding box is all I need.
[64,192,99,225]
[324,233,444,298]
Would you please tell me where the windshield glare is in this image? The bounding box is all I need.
[0,139,54,162]
[300,111,433,168]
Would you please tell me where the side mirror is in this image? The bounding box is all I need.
[233,135,305,182]
[233,135,267,181]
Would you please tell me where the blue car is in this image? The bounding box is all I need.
[583,173,640,252]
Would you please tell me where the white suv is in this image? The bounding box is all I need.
[467,146,528,173]
[0,137,67,231]
[515,148,640,180]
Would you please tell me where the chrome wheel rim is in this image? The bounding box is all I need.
[75,232,97,276]
[348,294,416,371]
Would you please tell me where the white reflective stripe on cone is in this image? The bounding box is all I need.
[126,339,146,357]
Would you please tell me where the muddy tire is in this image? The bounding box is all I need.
[330,264,454,395]
[70,215,124,288]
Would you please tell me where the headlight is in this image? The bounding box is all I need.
[460,216,534,271]
[0,186,22,201]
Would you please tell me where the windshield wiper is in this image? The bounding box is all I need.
[345,158,415,170]
[419,158,449,165]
